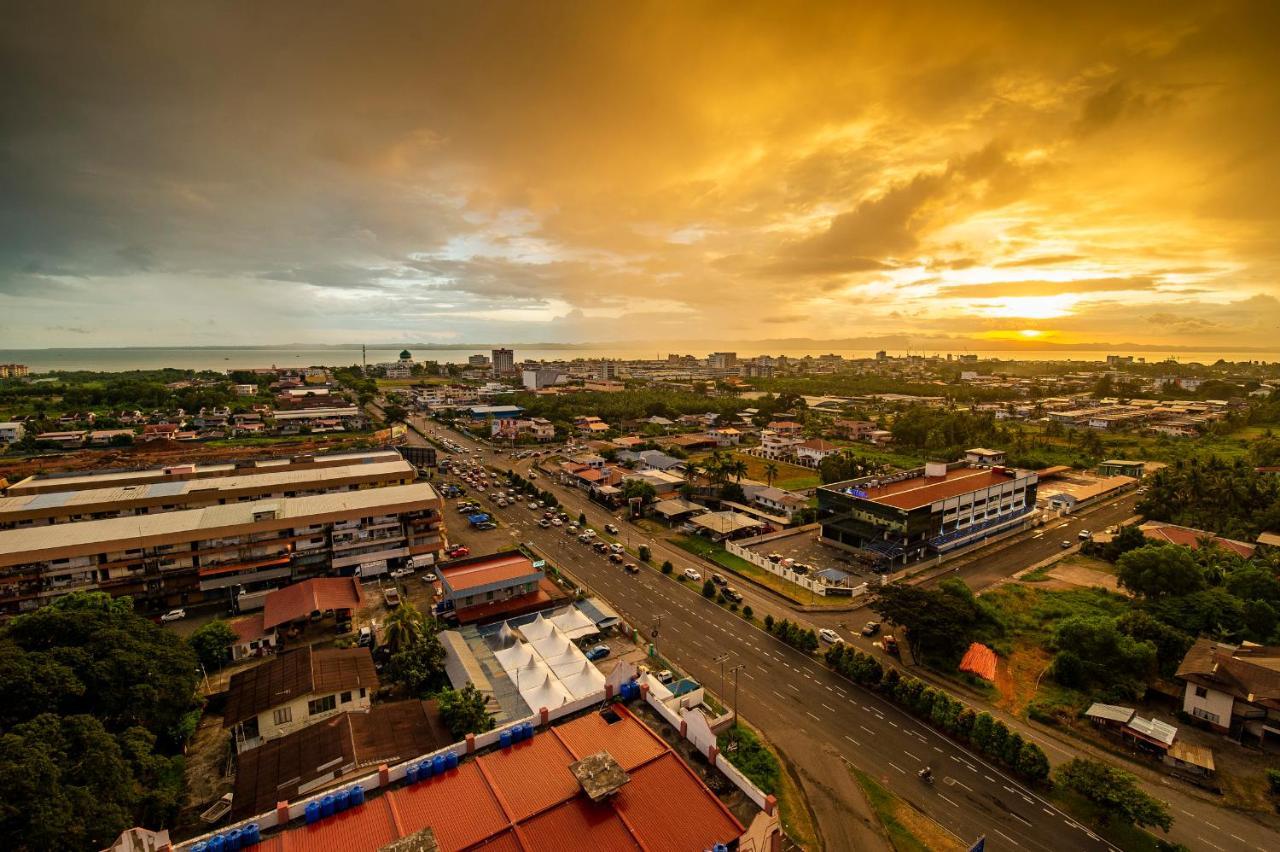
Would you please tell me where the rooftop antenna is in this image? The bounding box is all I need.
[362,344,367,374]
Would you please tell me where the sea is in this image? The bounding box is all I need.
[0,346,1276,374]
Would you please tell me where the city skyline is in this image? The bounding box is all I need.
[3,1,1278,350]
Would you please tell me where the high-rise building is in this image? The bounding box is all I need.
[708,352,737,370]
[491,348,515,376]
[467,354,490,368]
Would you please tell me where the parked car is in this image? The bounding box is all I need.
[861,620,881,637]
[682,568,701,582]
[1060,540,1072,548]
[819,628,842,644]
[357,626,374,647]
[551,518,563,526]
[585,644,611,661]
[767,552,782,563]
[160,608,186,623]
[384,588,401,608]
[1078,529,1092,540]
[604,523,619,534]
[389,567,413,579]
[656,669,675,684]
[475,521,498,531]
[538,519,551,528]
[446,545,470,558]
[420,573,438,583]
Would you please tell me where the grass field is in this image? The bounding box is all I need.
[670,534,851,607]
[850,767,963,852]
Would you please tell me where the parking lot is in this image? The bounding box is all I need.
[740,528,876,582]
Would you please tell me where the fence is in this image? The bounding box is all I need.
[725,526,866,598]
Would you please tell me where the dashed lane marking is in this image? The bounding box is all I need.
[888,762,905,774]
[937,793,959,808]
[844,735,860,746]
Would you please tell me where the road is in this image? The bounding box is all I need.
[416,415,1280,852]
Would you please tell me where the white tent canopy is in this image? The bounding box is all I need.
[490,609,605,711]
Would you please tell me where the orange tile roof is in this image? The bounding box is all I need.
[248,704,744,852]
[262,577,364,631]
[440,552,538,593]
[1141,522,1255,559]
[861,467,1011,510]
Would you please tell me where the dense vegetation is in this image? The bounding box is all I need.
[512,389,748,431]
[0,593,199,850]
[1137,456,1280,540]
[0,370,244,420]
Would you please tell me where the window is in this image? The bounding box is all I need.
[341,691,352,704]
[360,687,367,699]
[1194,686,1208,699]
[272,707,292,726]
[308,695,337,716]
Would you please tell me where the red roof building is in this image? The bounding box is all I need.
[262,577,365,631]
[1139,521,1256,560]
[238,704,744,852]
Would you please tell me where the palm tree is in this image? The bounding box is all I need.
[730,459,748,482]
[382,598,426,652]
[683,460,703,486]
[763,462,779,487]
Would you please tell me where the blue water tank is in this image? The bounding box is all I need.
[406,763,419,784]
[320,795,335,818]
[335,788,350,811]
[242,823,261,845]
[225,828,242,851]
[432,754,446,775]
[712,845,729,852]
[207,836,225,852]
[499,730,512,749]
[444,751,459,770]
[191,843,207,852]
[305,801,321,825]
[524,721,535,739]
[418,759,434,780]
[349,785,365,806]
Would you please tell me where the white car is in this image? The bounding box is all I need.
[682,568,701,582]
[389,567,413,579]
[160,608,186,623]
[819,628,842,644]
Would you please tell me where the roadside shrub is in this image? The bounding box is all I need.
[763,614,775,632]
[638,545,651,562]
[661,560,674,575]
[742,605,753,619]
[702,580,716,598]
[1267,768,1280,795]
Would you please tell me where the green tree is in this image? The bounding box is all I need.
[1051,615,1157,697]
[621,479,657,504]
[188,620,237,673]
[383,600,428,652]
[870,581,980,663]
[437,683,494,737]
[578,512,588,526]
[638,545,651,562]
[702,579,717,598]
[1116,545,1205,599]
[0,714,141,851]
[1016,742,1051,782]
[1056,758,1173,831]
[384,633,446,696]
[763,462,779,486]
[661,560,674,575]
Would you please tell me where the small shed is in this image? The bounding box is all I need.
[1164,741,1215,777]
[1124,715,1178,754]
[1084,702,1136,730]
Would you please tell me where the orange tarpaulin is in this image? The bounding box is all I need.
[959,642,997,681]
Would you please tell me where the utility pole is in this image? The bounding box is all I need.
[712,652,731,700]
[729,663,746,747]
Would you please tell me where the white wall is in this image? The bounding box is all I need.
[1182,682,1234,728]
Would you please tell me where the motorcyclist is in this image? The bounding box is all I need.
[918,765,933,782]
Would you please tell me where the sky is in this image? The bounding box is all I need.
[2,1,1278,351]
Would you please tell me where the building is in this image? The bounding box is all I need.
[5,449,405,496]
[230,700,451,822]
[583,378,625,393]
[521,367,562,390]
[491,348,515,377]
[261,577,365,632]
[818,461,1038,568]
[1139,521,1256,559]
[708,351,738,369]
[272,407,367,432]
[34,430,87,448]
[202,703,749,852]
[234,384,259,396]
[741,484,810,521]
[0,363,29,378]
[706,426,742,446]
[964,447,1006,466]
[593,360,620,380]
[467,404,524,420]
[794,438,839,466]
[0,483,443,616]
[467,353,490,368]
[1175,638,1280,742]
[437,550,548,623]
[0,421,24,445]
[228,613,277,661]
[1098,459,1148,479]
[0,457,416,530]
[224,646,379,751]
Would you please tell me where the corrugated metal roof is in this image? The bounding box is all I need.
[223,647,378,726]
[1085,703,1135,723]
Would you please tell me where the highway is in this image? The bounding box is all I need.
[410,416,1280,852]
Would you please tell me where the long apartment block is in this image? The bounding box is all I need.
[0,457,416,530]
[0,483,443,616]
[3,449,406,496]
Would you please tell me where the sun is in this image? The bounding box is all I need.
[1017,329,1043,338]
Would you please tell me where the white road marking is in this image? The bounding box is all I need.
[1010,812,1033,827]
[843,735,860,746]
[806,712,821,721]
[937,793,959,807]
[888,762,905,774]
[993,829,1018,845]
[822,703,836,712]
[860,725,875,735]
[1197,838,1225,852]
[903,750,920,762]
[771,690,786,700]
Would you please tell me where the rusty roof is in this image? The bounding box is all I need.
[440,552,540,593]
[223,647,379,726]
[232,701,451,821]
[856,467,1017,510]
[262,577,365,631]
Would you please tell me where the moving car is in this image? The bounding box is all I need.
[682,568,701,582]
[819,628,842,644]
[1078,529,1092,540]
[861,620,881,637]
[585,644,611,661]
[160,608,186,623]
[608,552,624,563]
[604,523,619,534]
[711,573,727,586]
[723,587,743,603]
[624,563,640,574]
[1060,540,1072,548]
